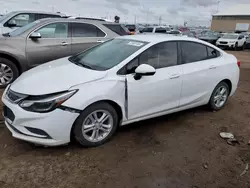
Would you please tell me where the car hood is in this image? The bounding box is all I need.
[10,57,107,95]
[217,38,237,42]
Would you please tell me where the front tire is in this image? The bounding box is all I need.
[73,102,119,147]
[234,43,238,51]
[209,82,230,111]
[242,42,246,50]
[0,58,19,88]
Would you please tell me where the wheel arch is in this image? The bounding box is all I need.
[0,53,22,74]
[70,99,123,141]
[220,79,232,95]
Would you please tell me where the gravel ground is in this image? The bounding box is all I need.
[0,51,250,188]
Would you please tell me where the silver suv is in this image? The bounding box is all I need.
[0,18,128,87]
[0,11,65,34]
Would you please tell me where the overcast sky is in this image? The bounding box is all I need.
[0,0,250,26]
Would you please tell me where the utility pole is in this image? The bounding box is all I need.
[159,16,162,26]
[217,0,220,13]
[134,15,137,25]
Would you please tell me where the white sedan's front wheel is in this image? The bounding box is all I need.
[73,102,118,147]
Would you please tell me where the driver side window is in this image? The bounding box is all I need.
[36,23,68,38]
[120,41,178,75]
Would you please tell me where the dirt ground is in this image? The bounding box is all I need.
[0,51,250,188]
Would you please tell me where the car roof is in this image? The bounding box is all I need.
[118,34,202,43]
[35,18,120,25]
[10,10,64,16]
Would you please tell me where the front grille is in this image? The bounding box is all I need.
[7,89,27,103]
[3,106,15,122]
[220,41,228,44]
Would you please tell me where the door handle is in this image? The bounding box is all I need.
[170,74,180,79]
[209,65,217,69]
[97,40,105,43]
[61,42,69,46]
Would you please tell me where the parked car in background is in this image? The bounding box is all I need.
[125,24,137,35]
[0,11,65,34]
[140,26,168,33]
[199,32,220,45]
[0,18,128,87]
[216,33,246,50]
[240,32,250,38]
[182,31,196,38]
[167,30,182,36]
[2,35,239,147]
[245,37,250,49]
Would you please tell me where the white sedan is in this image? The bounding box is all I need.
[2,35,240,147]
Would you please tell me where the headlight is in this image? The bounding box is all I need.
[19,90,77,113]
[229,41,235,43]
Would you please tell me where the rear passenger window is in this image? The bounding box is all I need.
[140,42,178,69]
[181,42,207,64]
[207,47,220,58]
[72,23,105,37]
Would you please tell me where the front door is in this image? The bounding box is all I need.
[126,41,182,120]
[70,22,109,55]
[26,22,72,67]
[238,35,245,46]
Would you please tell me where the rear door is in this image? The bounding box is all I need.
[179,41,222,107]
[26,22,72,67]
[70,22,108,55]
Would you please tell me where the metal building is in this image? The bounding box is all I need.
[211,4,250,32]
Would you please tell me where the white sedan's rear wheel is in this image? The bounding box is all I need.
[73,102,118,147]
[209,82,229,111]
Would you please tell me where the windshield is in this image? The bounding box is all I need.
[69,39,147,71]
[0,12,14,22]
[8,20,40,37]
[222,34,238,39]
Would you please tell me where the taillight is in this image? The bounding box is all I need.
[237,61,241,67]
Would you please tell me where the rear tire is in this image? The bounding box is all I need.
[73,102,119,147]
[209,82,230,111]
[0,58,19,88]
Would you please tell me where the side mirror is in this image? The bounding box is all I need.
[29,32,41,39]
[7,20,17,27]
[134,64,156,80]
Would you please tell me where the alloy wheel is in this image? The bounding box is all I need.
[0,63,13,86]
[213,86,228,108]
[82,110,114,142]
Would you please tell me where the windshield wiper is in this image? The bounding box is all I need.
[74,62,94,70]
[2,32,10,37]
